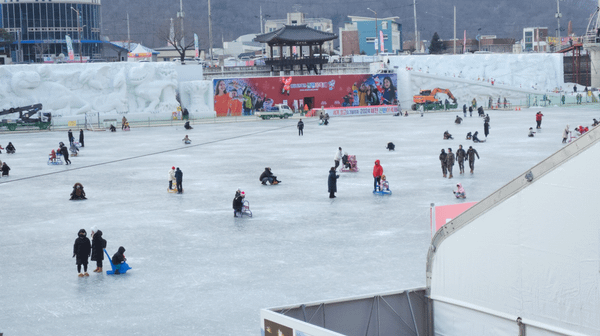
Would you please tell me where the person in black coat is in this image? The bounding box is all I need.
[79,129,84,147]
[111,246,127,274]
[90,227,107,273]
[462,104,467,117]
[60,143,71,165]
[259,167,280,185]
[484,121,490,138]
[70,182,87,200]
[68,129,74,144]
[468,106,473,117]
[6,142,15,154]
[73,229,91,276]
[232,190,245,217]
[297,119,304,136]
[328,167,339,198]
[184,121,193,130]
[1,162,10,176]
[175,167,183,193]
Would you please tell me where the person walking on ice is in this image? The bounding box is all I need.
[73,229,91,277]
[168,166,176,190]
[328,167,339,198]
[90,227,106,273]
[439,149,448,178]
[456,145,466,174]
[446,148,455,179]
[535,111,544,129]
[334,147,343,171]
[297,119,304,136]
[175,167,183,194]
[466,146,480,174]
[373,160,383,191]
[562,125,570,144]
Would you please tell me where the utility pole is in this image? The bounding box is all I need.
[260,6,264,34]
[127,13,131,52]
[413,0,418,52]
[71,7,82,62]
[208,0,213,63]
[367,8,378,55]
[453,6,456,54]
[178,0,185,49]
[555,0,562,39]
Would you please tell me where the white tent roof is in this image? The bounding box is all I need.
[427,126,600,335]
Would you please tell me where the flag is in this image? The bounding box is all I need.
[194,33,199,58]
[66,35,74,61]
[380,30,384,52]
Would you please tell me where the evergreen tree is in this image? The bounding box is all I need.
[429,32,445,54]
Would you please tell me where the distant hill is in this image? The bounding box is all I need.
[101,0,596,50]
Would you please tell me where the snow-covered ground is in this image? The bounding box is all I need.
[0,106,598,335]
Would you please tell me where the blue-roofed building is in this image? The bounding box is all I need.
[0,0,102,63]
[340,16,402,56]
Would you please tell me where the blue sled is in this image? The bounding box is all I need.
[373,188,392,195]
[104,249,131,275]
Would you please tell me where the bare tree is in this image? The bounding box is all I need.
[32,42,50,63]
[155,21,196,62]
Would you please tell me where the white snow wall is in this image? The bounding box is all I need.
[0,62,214,121]
[377,54,565,109]
[428,129,600,335]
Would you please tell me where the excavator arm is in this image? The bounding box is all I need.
[431,88,456,102]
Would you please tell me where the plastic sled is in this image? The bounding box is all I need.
[340,155,360,172]
[235,200,252,217]
[455,194,466,199]
[168,186,183,193]
[184,140,191,145]
[373,188,392,195]
[104,249,131,275]
[47,156,63,165]
[373,182,392,195]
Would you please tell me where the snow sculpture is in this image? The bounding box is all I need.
[0,63,179,116]
[179,80,214,118]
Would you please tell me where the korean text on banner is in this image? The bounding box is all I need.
[66,35,74,61]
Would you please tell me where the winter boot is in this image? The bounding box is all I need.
[273,180,278,185]
[443,174,447,178]
[84,272,89,277]
[449,174,453,179]
[470,169,474,174]
[97,267,102,273]
[78,273,84,277]
[92,267,99,273]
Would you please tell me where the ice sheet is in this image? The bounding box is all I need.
[0,106,595,335]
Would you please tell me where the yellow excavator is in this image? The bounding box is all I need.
[412,88,458,110]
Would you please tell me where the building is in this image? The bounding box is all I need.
[340,16,402,56]
[0,0,102,63]
[263,11,334,56]
[222,34,262,58]
[523,27,549,52]
[441,36,515,54]
[153,44,201,62]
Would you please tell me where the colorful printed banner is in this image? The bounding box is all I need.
[213,74,398,117]
[66,35,74,61]
[380,30,385,52]
[329,105,398,116]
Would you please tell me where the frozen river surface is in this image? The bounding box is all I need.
[0,106,596,335]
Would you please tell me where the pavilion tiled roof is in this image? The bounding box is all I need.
[254,24,337,44]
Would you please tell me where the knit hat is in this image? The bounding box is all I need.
[91,226,98,233]
[172,166,175,170]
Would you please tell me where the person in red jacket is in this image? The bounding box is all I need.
[535,111,544,129]
[373,159,383,191]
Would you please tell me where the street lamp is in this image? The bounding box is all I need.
[367,8,378,55]
[71,7,82,62]
[477,27,482,52]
